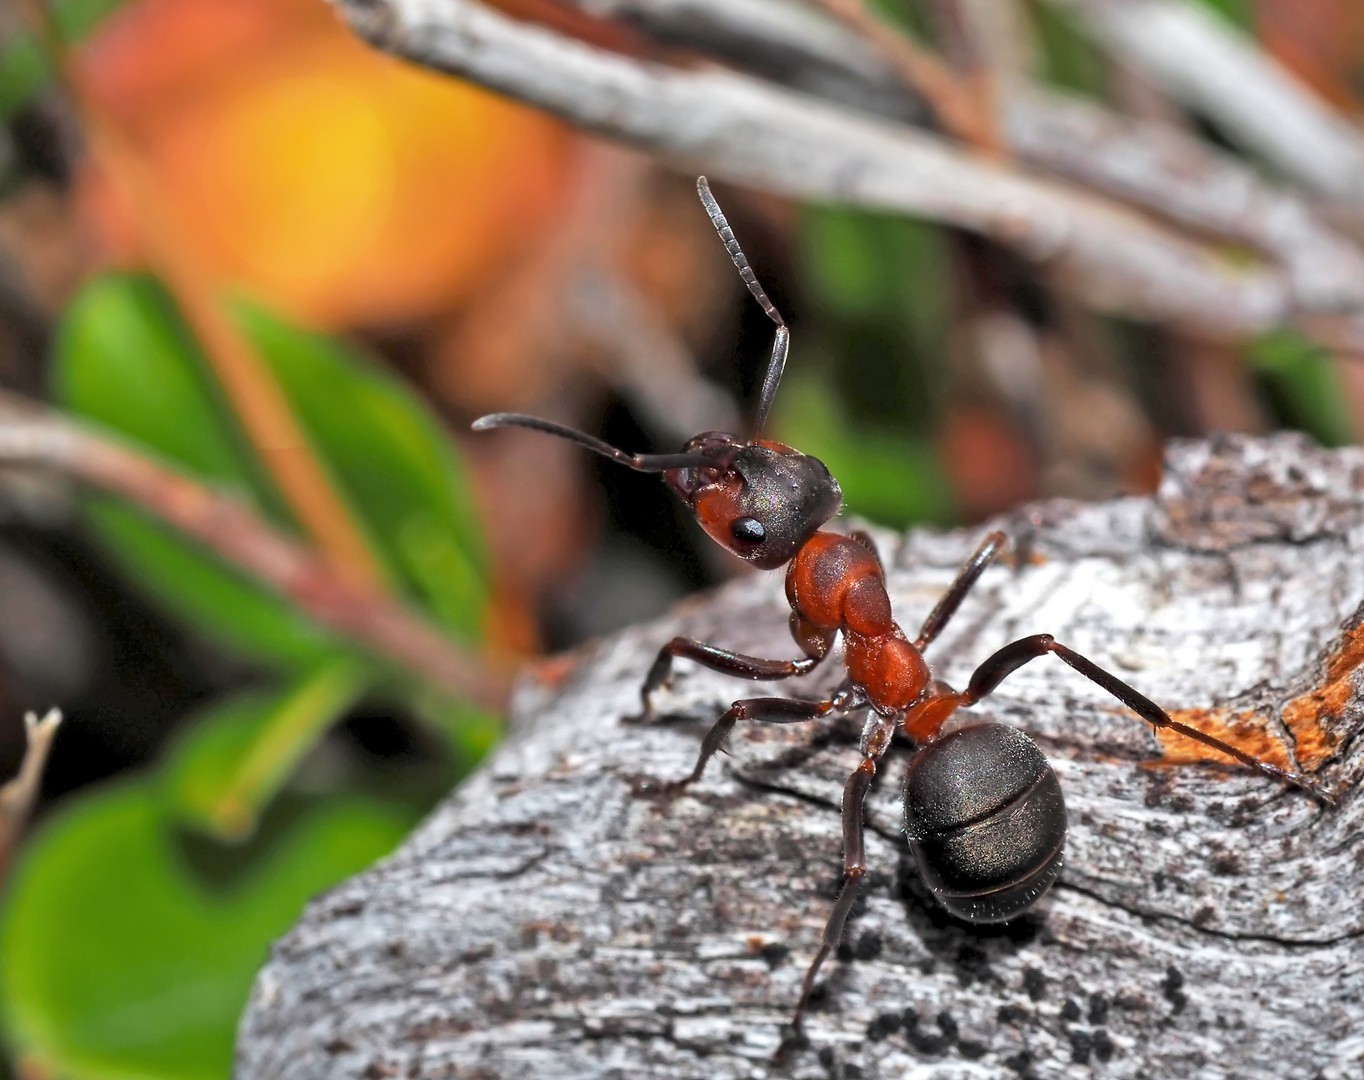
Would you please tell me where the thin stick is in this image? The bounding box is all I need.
[808,0,1003,153]
[0,708,61,884]
[333,0,1300,342]
[0,392,509,710]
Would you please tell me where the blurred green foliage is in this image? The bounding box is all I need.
[1249,331,1356,448]
[779,205,954,527]
[0,0,126,119]
[1,783,409,1080]
[1,272,493,1079]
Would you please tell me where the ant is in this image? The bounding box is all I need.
[473,177,1335,1038]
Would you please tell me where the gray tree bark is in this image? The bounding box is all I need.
[236,435,1364,1080]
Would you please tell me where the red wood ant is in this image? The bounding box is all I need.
[473,177,1335,1035]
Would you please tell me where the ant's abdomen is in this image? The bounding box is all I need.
[904,723,1067,923]
[785,532,893,635]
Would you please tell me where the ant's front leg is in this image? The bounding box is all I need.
[629,616,836,722]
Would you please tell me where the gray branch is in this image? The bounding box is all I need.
[1050,0,1364,205]
[334,0,1304,339]
[567,0,1364,314]
[237,435,1364,1080]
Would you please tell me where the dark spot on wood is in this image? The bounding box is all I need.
[1144,771,1175,807]
[1062,998,1081,1021]
[1023,966,1046,1001]
[1089,992,1109,1025]
[1211,852,1242,876]
[386,940,406,957]
[902,1009,957,1054]
[1162,966,1188,1013]
[1094,1029,1115,1061]
[853,931,883,961]
[323,1038,353,1054]
[329,900,365,918]
[958,1039,987,1059]
[1004,1049,1033,1074]
[1153,871,1167,892]
[759,942,789,969]
[955,944,993,986]
[866,1012,902,1041]
[1069,1028,1093,1063]
[1192,904,1217,927]
[998,1004,1029,1026]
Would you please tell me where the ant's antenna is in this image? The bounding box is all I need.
[697,177,790,437]
[471,414,716,472]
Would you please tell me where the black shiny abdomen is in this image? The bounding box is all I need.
[903,723,1066,923]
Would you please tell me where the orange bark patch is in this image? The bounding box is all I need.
[1157,708,1295,772]
[1278,623,1364,770]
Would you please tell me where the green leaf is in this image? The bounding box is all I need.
[238,303,488,642]
[53,275,264,489]
[0,783,408,1080]
[772,373,954,528]
[52,274,348,672]
[52,274,488,682]
[163,659,373,840]
[1248,332,1356,448]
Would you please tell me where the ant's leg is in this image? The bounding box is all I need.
[914,530,1007,650]
[631,632,833,721]
[961,634,1336,804]
[790,741,887,1035]
[646,693,853,798]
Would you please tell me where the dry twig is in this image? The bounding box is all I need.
[335,0,1301,341]
[1049,0,1364,205]
[0,393,508,709]
[547,0,1364,318]
[0,708,61,884]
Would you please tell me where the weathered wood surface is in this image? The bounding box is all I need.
[237,435,1364,1080]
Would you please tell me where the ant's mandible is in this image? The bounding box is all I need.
[473,177,1335,1036]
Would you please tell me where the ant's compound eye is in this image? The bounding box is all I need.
[731,516,766,545]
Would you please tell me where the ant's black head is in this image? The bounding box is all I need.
[664,432,841,569]
[472,177,841,571]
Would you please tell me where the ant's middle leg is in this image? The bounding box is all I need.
[630,619,836,721]
[914,530,1007,650]
[643,690,859,798]
[961,634,1336,804]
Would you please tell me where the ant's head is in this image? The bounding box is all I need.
[663,432,840,569]
[472,177,841,570]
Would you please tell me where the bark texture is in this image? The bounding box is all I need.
[237,435,1364,1080]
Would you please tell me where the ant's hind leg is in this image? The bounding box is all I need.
[961,634,1336,804]
[629,633,833,722]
